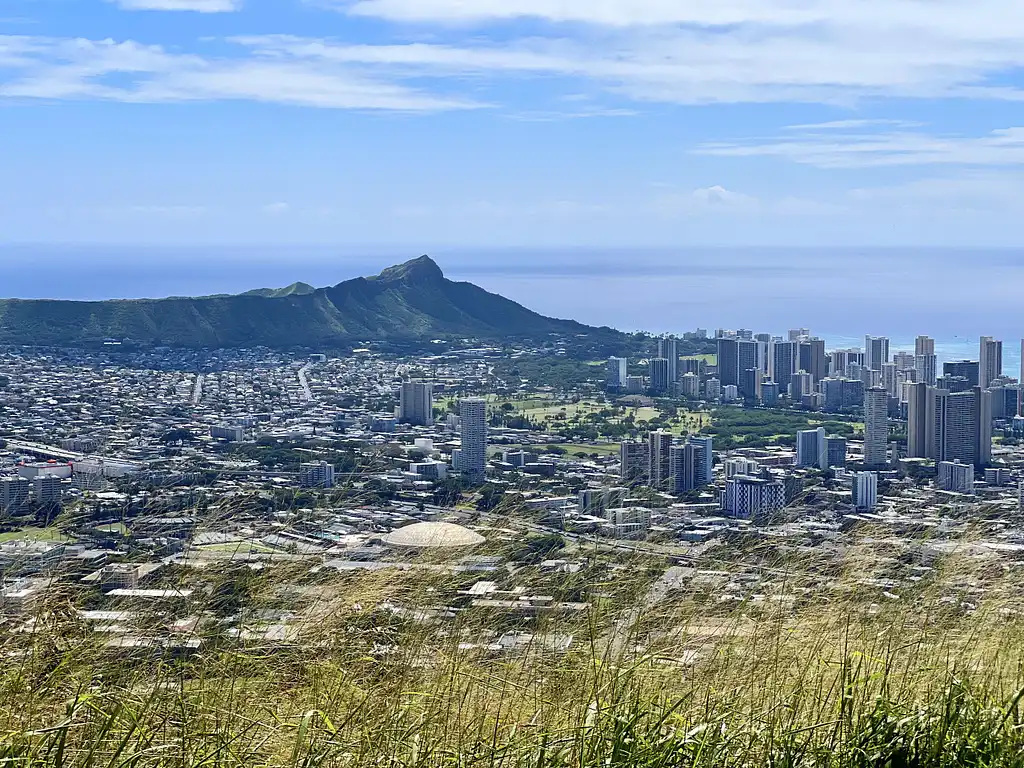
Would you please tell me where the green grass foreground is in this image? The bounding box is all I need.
[3,538,1024,766]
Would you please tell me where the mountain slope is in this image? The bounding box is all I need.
[0,256,610,347]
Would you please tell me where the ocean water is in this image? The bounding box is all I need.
[2,245,1023,371]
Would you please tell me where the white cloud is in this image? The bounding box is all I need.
[232,21,1024,107]
[340,0,1024,32]
[0,36,482,111]
[110,0,241,11]
[7,0,1024,113]
[695,127,1024,168]
[313,0,1024,106]
[263,202,290,215]
[785,119,923,131]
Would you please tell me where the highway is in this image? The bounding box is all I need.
[298,364,313,402]
[7,440,83,462]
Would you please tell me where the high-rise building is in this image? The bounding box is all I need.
[770,341,798,397]
[881,363,899,397]
[789,328,810,341]
[852,472,878,510]
[798,338,828,383]
[755,340,770,374]
[916,336,935,356]
[791,371,813,399]
[670,443,700,494]
[658,338,679,385]
[717,338,739,387]
[737,340,758,386]
[893,352,916,371]
[721,476,786,519]
[399,381,434,427]
[299,461,336,488]
[725,458,760,478]
[826,436,848,468]
[938,460,975,494]
[933,387,991,467]
[705,378,722,401]
[649,358,671,394]
[578,487,628,515]
[821,377,865,413]
[980,336,1003,388]
[915,354,938,387]
[0,478,30,513]
[863,387,890,469]
[459,398,488,482]
[619,441,648,485]
[936,374,972,393]
[33,476,62,508]
[648,431,674,490]
[680,373,701,399]
[796,427,828,469]
[687,436,714,485]
[865,336,890,372]
[680,358,706,377]
[906,382,932,459]
[943,360,980,388]
[760,381,780,406]
[987,384,1020,419]
[831,349,864,376]
[606,358,628,390]
[739,367,762,401]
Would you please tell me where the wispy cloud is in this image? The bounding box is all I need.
[0,36,483,111]
[6,0,1024,113]
[695,127,1024,168]
[110,0,242,11]
[785,119,923,131]
[232,20,1024,107]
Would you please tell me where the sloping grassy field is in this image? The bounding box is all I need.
[3,523,1024,767]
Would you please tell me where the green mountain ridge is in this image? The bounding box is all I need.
[0,255,619,348]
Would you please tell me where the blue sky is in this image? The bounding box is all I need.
[3,0,1024,247]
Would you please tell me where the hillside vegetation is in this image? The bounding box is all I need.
[3,509,1024,767]
[0,256,615,348]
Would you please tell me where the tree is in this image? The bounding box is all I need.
[433,477,463,507]
[476,484,506,512]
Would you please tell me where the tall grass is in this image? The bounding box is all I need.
[3,526,1024,766]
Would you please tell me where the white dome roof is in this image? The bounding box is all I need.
[382,522,486,549]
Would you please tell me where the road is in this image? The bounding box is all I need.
[298,364,313,402]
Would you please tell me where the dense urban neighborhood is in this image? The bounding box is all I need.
[2,328,1024,648]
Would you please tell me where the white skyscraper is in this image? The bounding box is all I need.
[864,387,889,469]
[852,472,878,510]
[458,398,488,482]
[938,460,975,495]
[399,382,434,427]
